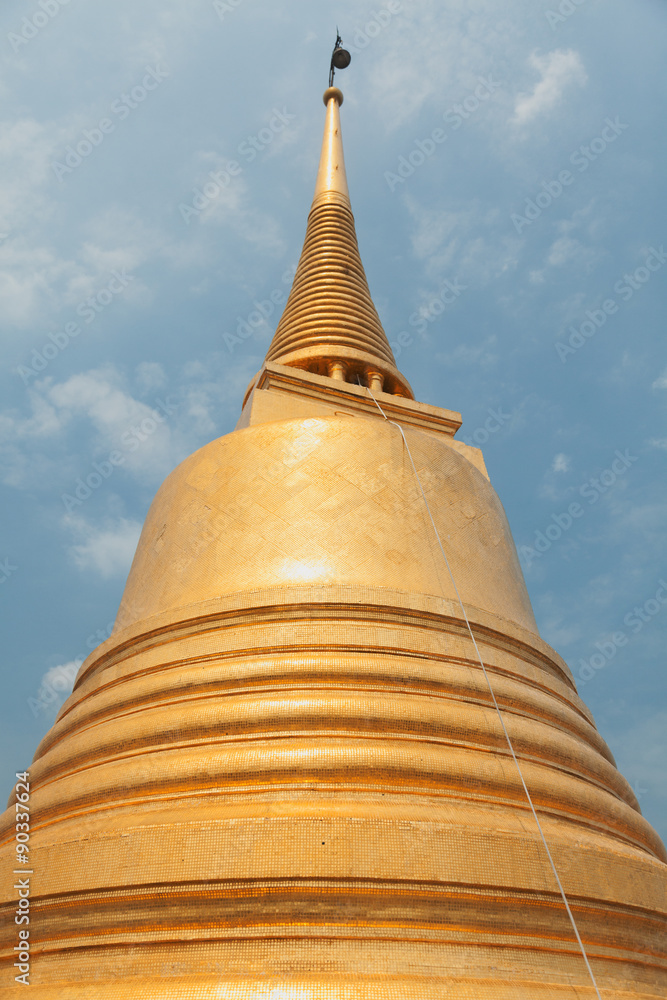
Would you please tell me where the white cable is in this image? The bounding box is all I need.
[362,381,603,999]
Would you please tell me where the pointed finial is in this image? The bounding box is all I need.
[318,33,351,201]
[329,30,351,89]
[242,42,414,403]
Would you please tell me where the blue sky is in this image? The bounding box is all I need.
[1,0,666,844]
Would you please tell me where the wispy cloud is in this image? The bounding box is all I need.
[65,514,141,578]
[512,49,587,126]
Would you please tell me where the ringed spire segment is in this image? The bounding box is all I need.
[252,84,414,401]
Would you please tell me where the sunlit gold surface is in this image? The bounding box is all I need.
[1,86,666,999]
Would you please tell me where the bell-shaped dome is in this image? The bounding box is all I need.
[116,416,537,634]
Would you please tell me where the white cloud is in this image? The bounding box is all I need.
[41,660,80,693]
[0,359,250,496]
[65,515,142,578]
[48,367,133,421]
[0,243,81,328]
[185,154,286,256]
[404,197,518,288]
[513,50,587,126]
[652,369,667,390]
[537,452,576,500]
[360,0,510,131]
[0,119,132,328]
[0,383,69,486]
[548,237,581,267]
[435,336,498,369]
[0,219,151,333]
[183,385,218,436]
[46,366,178,479]
[0,118,59,230]
[135,361,167,393]
[31,659,82,718]
[529,237,601,284]
[0,387,63,442]
[0,368,182,492]
[406,200,463,262]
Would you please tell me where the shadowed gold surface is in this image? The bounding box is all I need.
[1,87,665,999]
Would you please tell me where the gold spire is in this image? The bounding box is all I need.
[314,86,349,200]
[254,87,413,399]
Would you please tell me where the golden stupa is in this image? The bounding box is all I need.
[1,74,666,999]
